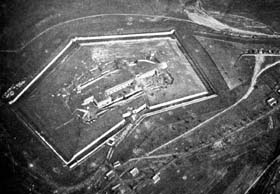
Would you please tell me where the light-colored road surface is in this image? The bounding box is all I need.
[244,154,280,194]
[184,4,280,38]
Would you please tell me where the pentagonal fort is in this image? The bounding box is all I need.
[16,30,212,166]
